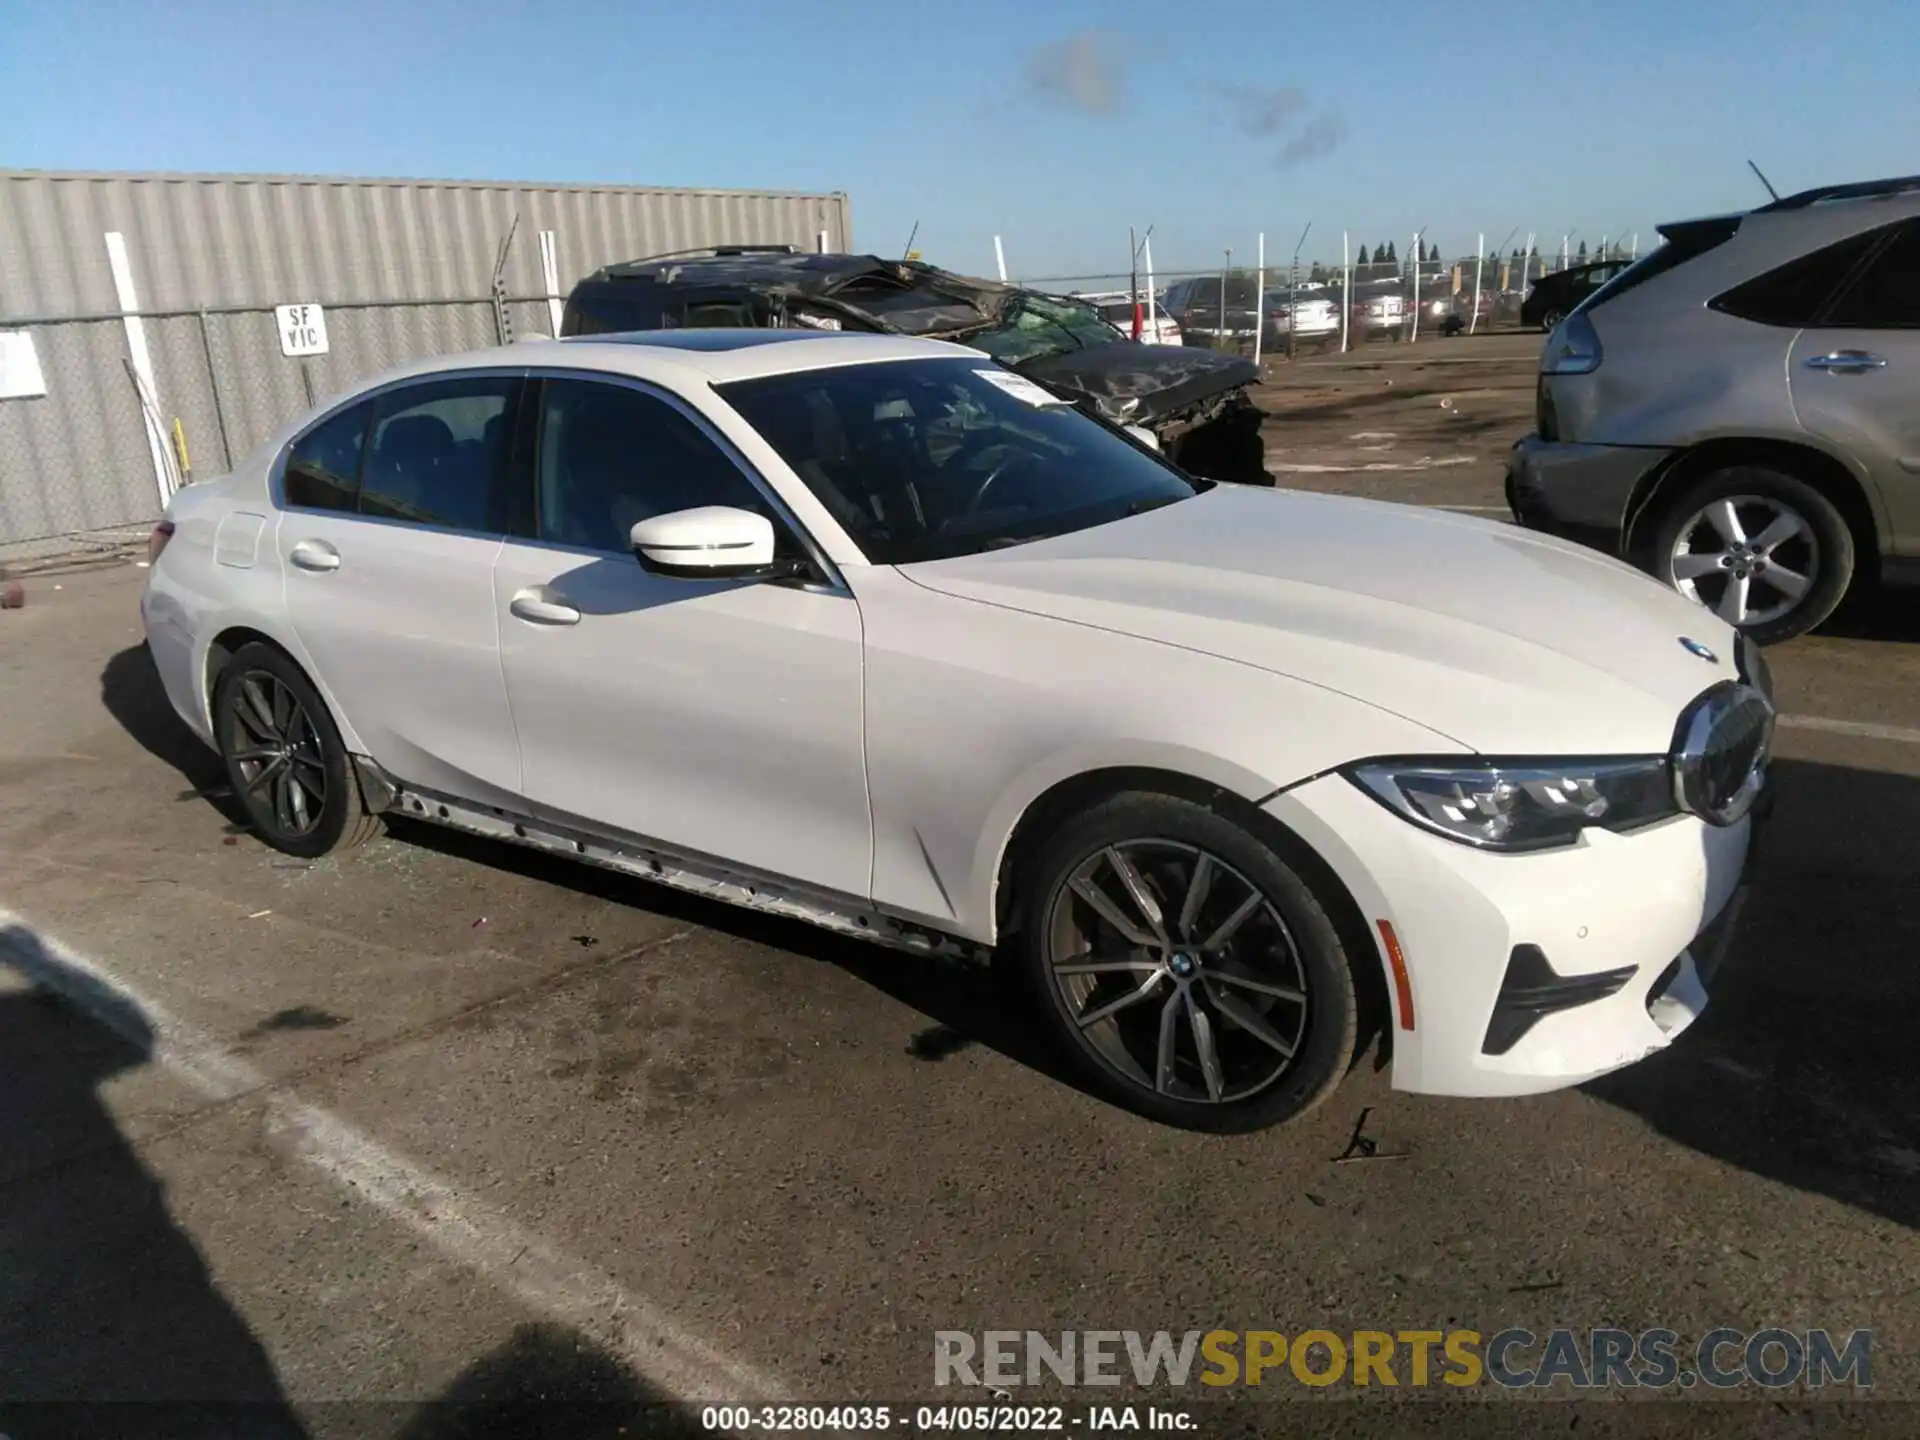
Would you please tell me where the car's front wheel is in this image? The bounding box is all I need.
[213,642,378,858]
[1018,792,1359,1133]
[1647,465,1855,644]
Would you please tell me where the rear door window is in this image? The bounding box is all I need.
[282,401,373,512]
[1821,222,1920,328]
[1709,226,1887,327]
[358,376,521,533]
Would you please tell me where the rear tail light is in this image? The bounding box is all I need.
[147,520,175,565]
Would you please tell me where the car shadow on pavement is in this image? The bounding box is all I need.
[392,1321,710,1440]
[381,815,1088,1098]
[0,922,308,1439]
[1583,756,1920,1232]
[99,643,241,823]
[0,923,730,1440]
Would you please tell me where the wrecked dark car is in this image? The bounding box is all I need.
[560,247,1271,485]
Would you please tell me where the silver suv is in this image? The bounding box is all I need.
[1508,175,1920,643]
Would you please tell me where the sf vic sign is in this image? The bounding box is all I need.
[275,303,330,357]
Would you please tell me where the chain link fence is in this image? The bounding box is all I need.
[0,294,556,565]
[1018,233,1636,361]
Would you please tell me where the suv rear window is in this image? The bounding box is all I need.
[1708,225,1885,327]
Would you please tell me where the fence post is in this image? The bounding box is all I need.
[1252,233,1265,367]
[196,308,235,472]
[1469,233,1484,336]
[1340,231,1350,354]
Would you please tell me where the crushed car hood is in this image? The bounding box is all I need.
[1016,344,1260,426]
[615,254,1258,423]
[899,486,1742,756]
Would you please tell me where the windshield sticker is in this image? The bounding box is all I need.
[972,368,1072,408]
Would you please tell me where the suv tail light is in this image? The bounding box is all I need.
[147,520,175,565]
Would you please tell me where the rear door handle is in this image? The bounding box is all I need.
[289,538,341,572]
[1804,350,1888,374]
[509,587,581,626]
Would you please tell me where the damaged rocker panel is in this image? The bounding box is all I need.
[351,757,992,966]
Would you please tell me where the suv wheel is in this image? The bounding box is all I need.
[1538,308,1565,331]
[1647,465,1855,644]
[213,642,379,857]
[1018,792,1358,1133]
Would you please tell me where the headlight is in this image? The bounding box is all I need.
[1345,757,1676,852]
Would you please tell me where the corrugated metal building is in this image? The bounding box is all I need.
[0,169,854,556]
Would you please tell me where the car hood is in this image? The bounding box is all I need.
[1015,344,1259,426]
[899,486,1741,755]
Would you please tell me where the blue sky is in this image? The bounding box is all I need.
[4,0,1916,279]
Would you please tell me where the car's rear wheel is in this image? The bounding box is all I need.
[213,642,378,857]
[1018,792,1358,1133]
[1647,465,1854,644]
[1538,308,1565,331]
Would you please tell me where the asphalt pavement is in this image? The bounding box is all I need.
[2,379,1917,1437]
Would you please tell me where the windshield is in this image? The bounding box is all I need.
[964,293,1124,366]
[719,357,1203,565]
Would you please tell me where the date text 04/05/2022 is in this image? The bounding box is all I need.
[699,1404,1197,1432]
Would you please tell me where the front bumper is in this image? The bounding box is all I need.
[1266,770,1761,1098]
[1506,433,1672,557]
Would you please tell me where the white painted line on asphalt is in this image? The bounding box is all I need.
[1776,714,1920,747]
[1269,455,1477,474]
[0,910,785,1405]
[1427,504,1511,514]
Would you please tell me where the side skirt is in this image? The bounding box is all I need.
[353,757,993,966]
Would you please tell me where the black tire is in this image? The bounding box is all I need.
[212,642,379,858]
[1017,792,1358,1133]
[1538,308,1564,331]
[1643,464,1855,645]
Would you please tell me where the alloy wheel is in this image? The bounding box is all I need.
[1043,840,1310,1105]
[1666,495,1820,630]
[225,670,329,838]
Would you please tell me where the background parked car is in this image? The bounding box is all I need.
[1070,290,1186,345]
[1521,259,1631,330]
[1262,291,1340,347]
[1508,174,1920,642]
[1161,274,1262,350]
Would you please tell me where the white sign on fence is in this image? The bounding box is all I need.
[275,303,330,358]
[0,329,47,399]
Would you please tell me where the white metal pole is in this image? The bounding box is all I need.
[1522,231,1534,290]
[1562,234,1570,271]
[1630,232,1639,260]
[1600,234,1609,262]
[1470,232,1484,336]
[1340,231,1350,353]
[1252,232,1266,366]
[1409,230,1421,343]
[1144,235,1158,333]
[993,235,1007,282]
[104,231,173,507]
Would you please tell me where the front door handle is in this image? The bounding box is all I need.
[289,539,341,572]
[1804,350,1888,374]
[509,587,581,626]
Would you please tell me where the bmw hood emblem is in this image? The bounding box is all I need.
[1679,636,1719,663]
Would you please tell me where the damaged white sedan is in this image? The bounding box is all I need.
[142,330,1773,1132]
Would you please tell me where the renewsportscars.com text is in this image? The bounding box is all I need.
[933,1328,1872,1391]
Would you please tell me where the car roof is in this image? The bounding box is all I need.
[330,330,990,397]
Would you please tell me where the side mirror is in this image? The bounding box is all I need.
[629,506,796,581]
[1124,424,1160,452]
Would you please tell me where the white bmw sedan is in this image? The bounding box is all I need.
[141,330,1774,1132]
